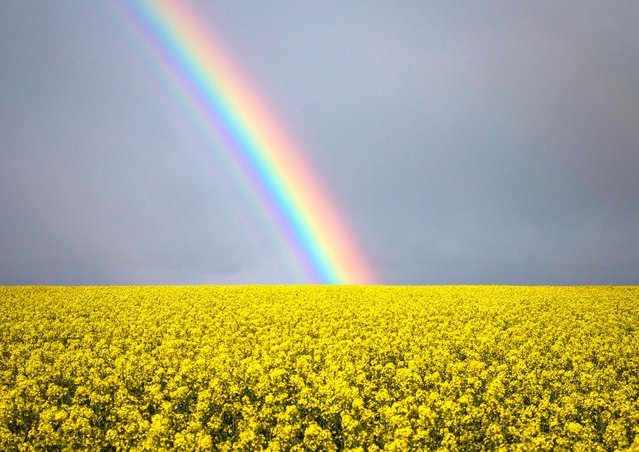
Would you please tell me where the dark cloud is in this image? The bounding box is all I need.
[1,1,637,284]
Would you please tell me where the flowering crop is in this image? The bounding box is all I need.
[1,286,638,450]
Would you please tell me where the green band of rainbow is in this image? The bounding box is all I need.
[122,0,374,284]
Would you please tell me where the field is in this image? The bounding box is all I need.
[1,286,638,450]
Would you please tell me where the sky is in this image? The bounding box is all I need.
[1,1,638,285]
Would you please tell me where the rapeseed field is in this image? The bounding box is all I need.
[1,286,638,450]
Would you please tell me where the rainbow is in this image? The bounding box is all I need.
[121,0,374,284]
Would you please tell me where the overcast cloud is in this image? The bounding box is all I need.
[1,1,638,285]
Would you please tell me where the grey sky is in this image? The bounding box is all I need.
[1,1,638,285]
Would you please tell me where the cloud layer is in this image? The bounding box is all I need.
[1,1,637,284]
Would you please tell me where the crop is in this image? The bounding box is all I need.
[1,285,638,450]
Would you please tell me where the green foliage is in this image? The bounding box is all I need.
[1,286,638,450]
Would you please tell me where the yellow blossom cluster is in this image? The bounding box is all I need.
[1,285,638,450]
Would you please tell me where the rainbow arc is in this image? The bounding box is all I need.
[124,0,374,284]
